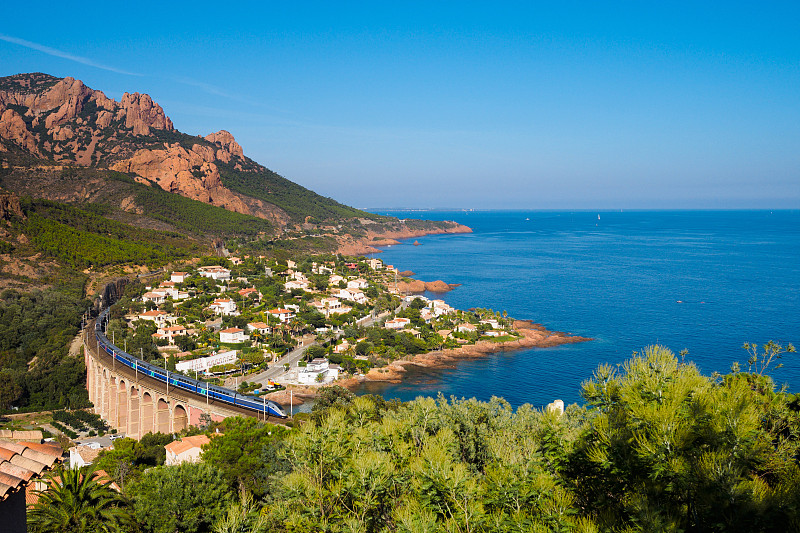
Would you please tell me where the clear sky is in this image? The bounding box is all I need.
[2,2,799,209]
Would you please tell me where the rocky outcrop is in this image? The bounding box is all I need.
[396,279,457,294]
[110,142,290,226]
[120,92,173,135]
[97,278,130,311]
[0,105,39,155]
[205,130,243,163]
[0,75,174,152]
[0,192,25,221]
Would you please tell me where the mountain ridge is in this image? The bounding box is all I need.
[0,72,371,226]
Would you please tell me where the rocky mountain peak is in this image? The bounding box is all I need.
[205,130,244,162]
[120,92,174,135]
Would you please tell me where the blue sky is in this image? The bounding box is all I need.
[2,2,798,209]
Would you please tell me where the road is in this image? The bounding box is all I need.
[247,308,391,387]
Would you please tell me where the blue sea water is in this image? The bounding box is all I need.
[355,210,800,408]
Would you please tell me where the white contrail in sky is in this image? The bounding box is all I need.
[0,34,140,76]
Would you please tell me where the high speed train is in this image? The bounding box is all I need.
[94,308,287,419]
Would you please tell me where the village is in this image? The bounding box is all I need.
[104,253,520,399]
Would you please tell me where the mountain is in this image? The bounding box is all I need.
[0,73,469,291]
[0,72,374,226]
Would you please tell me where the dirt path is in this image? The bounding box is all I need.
[68,331,84,357]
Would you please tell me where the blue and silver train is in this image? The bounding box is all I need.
[94,308,287,419]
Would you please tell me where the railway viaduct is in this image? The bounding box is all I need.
[83,323,273,438]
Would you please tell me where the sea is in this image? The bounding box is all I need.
[352,210,800,409]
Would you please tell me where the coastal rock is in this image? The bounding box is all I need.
[396,279,454,294]
[339,222,472,255]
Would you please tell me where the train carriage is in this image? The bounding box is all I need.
[95,308,286,418]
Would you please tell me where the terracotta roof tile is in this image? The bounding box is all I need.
[165,435,210,456]
[0,462,34,482]
[0,441,61,502]
[10,455,47,475]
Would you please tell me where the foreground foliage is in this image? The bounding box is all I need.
[0,288,90,412]
[28,465,134,533]
[28,345,799,533]
[259,345,799,532]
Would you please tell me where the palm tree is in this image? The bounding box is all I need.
[28,465,134,533]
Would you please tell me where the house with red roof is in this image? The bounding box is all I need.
[268,308,295,323]
[220,327,248,344]
[165,435,211,466]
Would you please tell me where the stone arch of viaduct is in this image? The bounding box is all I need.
[83,331,258,438]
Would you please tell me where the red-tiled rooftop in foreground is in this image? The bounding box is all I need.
[0,440,62,503]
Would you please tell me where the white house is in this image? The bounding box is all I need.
[210,298,238,316]
[284,280,310,291]
[333,339,350,354]
[430,299,455,316]
[329,274,345,285]
[480,319,500,329]
[385,318,411,330]
[176,350,238,373]
[154,324,187,344]
[337,288,368,305]
[157,283,189,300]
[268,308,295,323]
[165,435,210,465]
[456,323,478,334]
[170,271,188,283]
[142,291,167,304]
[367,258,383,270]
[198,266,231,281]
[138,310,172,327]
[312,262,333,275]
[297,358,340,384]
[317,297,351,317]
[347,278,368,289]
[69,443,102,469]
[247,322,271,335]
[220,327,248,344]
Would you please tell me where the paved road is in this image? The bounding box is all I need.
[248,335,316,384]
[247,308,391,386]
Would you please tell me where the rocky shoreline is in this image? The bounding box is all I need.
[340,320,591,386]
[268,321,592,405]
[336,223,472,255]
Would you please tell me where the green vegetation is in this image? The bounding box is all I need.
[51,409,109,434]
[132,184,274,237]
[0,288,91,413]
[217,162,377,222]
[31,344,798,533]
[22,198,201,268]
[128,462,232,533]
[29,465,135,533]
